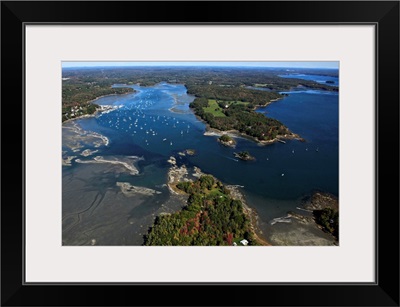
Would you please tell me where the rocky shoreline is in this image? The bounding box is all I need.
[166,156,270,246]
[62,104,120,124]
[268,191,339,246]
[224,185,271,246]
[302,191,339,211]
[204,126,304,146]
[195,95,305,146]
[164,154,338,247]
[234,151,256,161]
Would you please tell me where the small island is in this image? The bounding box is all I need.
[234,151,255,161]
[185,149,196,156]
[177,149,196,157]
[218,134,236,147]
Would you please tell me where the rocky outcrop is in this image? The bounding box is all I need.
[302,191,338,211]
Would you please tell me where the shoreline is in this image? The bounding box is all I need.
[225,185,271,246]
[166,161,271,246]
[204,125,304,146]
[62,121,110,151]
[62,113,97,124]
[62,89,135,124]
[192,96,305,145]
[62,104,121,124]
[268,191,339,246]
[87,90,134,105]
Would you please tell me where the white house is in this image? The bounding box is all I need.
[240,239,249,246]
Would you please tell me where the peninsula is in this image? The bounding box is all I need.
[144,165,267,246]
[62,74,134,122]
[187,86,303,144]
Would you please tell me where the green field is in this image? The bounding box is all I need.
[203,99,226,117]
[203,99,250,117]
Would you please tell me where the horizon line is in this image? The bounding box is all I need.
[62,61,339,69]
[62,65,339,69]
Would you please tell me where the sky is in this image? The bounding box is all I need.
[62,61,339,69]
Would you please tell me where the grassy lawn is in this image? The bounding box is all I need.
[203,99,250,117]
[203,99,226,117]
[208,188,226,198]
[202,184,225,197]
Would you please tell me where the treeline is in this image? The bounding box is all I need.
[62,77,134,122]
[190,97,290,141]
[63,66,338,91]
[144,175,258,246]
[186,84,283,105]
[62,103,99,122]
[62,65,337,123]
[62,80,133,106]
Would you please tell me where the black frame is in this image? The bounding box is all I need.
[1,1,399,306]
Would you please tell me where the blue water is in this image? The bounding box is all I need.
[64,80,338,228]
[278,73,339,87]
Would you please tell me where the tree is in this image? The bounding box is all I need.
[144,176,258,246]
[219,134,232,143]
[313,208,339,239]
[199,175,215,190]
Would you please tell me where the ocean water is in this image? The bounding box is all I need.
[62,78,339,245]
[278,73,339,87]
